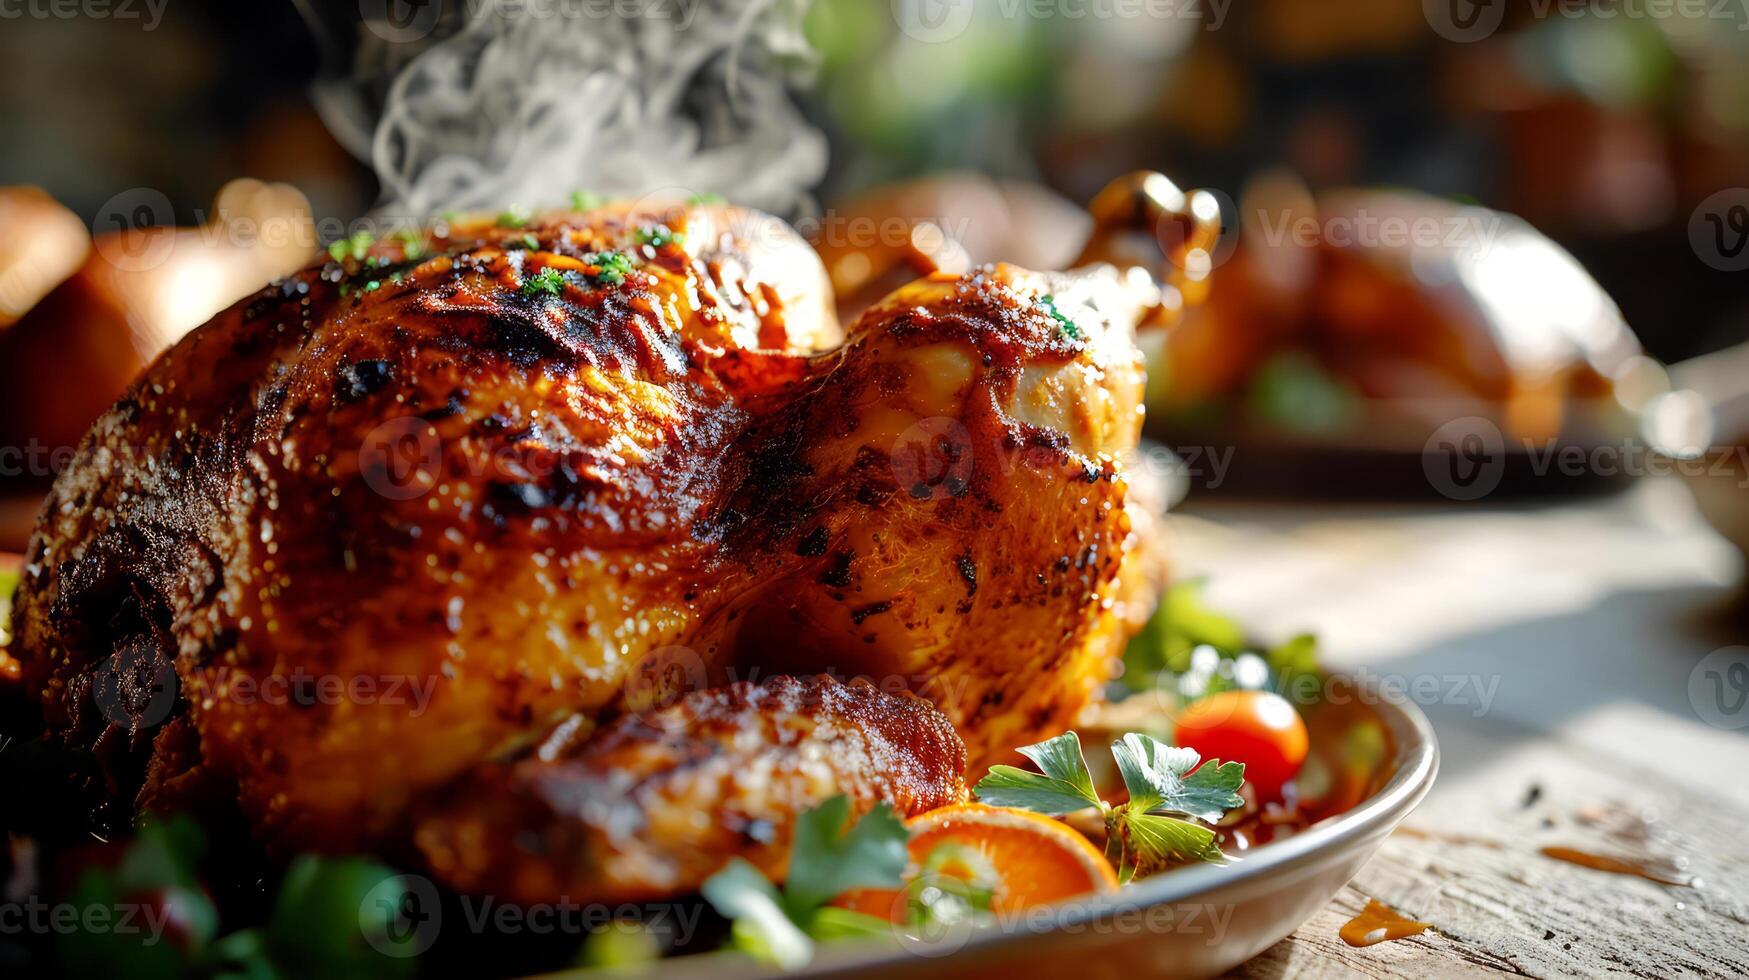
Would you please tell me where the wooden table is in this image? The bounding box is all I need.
[1168,478,1749,978]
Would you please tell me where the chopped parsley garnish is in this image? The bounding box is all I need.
[634,223,685,249]
[508,233,539,251]
[701,796,907,969]
[686,192,726,205]
[496,206,529,229]
[520,267,567,298]
[974,730,1244,880]
[326,230,375,263]
[584,250,634,286]
[1037,295,1081,340]
[394,229,426,260]
[569,189,603,210]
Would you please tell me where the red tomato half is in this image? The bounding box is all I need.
[1174,690,1310,802]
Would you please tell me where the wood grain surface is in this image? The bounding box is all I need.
[1173,481,1749,979]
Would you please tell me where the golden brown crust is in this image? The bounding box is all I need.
[416,674,966,903]
[7,201,1153,877]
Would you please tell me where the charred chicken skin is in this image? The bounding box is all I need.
[6,181,1209,900]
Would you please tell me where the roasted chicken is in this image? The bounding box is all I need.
[4,177,1215,900]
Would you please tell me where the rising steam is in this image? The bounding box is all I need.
[368,0,826,219]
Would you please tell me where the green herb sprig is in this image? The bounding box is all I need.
[634,224,685,250]
[584,250,634,286]
[393,229,427,261]
[520,267,567,299]
[974,731,1244,880]
[1037,295,1081,340]
[326,230,375,263]
[1122,579,1324,704]
[700,796,908,969]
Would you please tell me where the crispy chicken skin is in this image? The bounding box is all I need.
[6,197,1160,888]
[417,674,966,903]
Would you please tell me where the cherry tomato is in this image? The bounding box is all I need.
[1174,690,1309,802]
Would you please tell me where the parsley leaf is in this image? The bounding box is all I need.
[1037,295,1081,340]
[975,732,1102,814]
[584,250,634,286]
[1110,732,1244,822]
[634,223,685,249]
[973,767,1102,815]
[784,796,909,912]
[974,730,1245,879]
[700,796,910,969]
[569,189,603,210]
[520,268,566,298]
[700,859,814,970]
[327,230,375,263]
[1266,633,1324,702]
[1121,578,1326,707]
[1115,811,1227,873]
[496,206,529,229]
[393,229,426,260]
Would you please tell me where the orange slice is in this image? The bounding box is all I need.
[835,803,1118,920]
